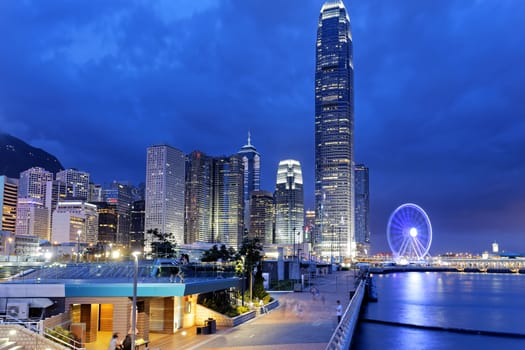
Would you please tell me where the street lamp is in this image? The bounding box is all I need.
[76,230,82,263]
[131,251,140,349]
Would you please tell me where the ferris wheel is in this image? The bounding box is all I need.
[386,203,432,260]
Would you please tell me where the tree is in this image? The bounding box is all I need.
[147,228,177,258]
[238,237,264,301]
[201,244,237,262]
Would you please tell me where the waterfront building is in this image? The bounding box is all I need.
[130,199,145,251]
[144,145,186,254]
[56,168,90,200]
[18,166,53,200]
[212,155,244,249]
[249,190,274,244]
[274,160,304,246]
[0,176,18,233]
[354,164,370,256]
[104,181,133,246]
[314,0,355,260]
[238,133,261,231]
[185,151,214,244]
[51,200,99,244]
[15,198,49,239]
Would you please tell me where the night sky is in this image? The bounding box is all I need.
[1,1,524,255]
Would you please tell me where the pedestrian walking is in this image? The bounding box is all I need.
[336,300,343,324]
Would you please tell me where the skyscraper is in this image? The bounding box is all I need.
[274,160,304,245]
[185,150,214,244]
[104,181,133,246]
[249,190,274,244]
[18,167,53,201]
[144,145,185,253]
[212,155,244,249]
[354,164,370,256]
[314,0,355,260]
[238,133,260,232]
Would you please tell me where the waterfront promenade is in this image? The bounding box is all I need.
[145,270,357,350]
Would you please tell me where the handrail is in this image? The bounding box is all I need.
[325,278,366,350]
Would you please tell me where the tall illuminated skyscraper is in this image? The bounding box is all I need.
[144,145,185,253]
[185,150,214,244]
[212,155,244,249]
[274,160,304,245]
[238,132,260,231]
[314,0,355,260]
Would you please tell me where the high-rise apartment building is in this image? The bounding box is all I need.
[354,164,370,256]
[144,145,185,253]
[212,155,244,249]
[185,151,214,244]
[249,190,274,244]
[238,133,260,231]
[56,168,90,200]
[274,160,304,245]
[314,0,355,260]
[0,176,18,233]
[18,167,53,201]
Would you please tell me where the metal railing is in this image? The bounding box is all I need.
[325,278,366,350]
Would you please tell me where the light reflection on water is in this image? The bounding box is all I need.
[352,272,525,349]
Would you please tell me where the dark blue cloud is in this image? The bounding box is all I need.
[1,0,524,254]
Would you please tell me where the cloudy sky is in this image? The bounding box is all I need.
[1,0,524,254]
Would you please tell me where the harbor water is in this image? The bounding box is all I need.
[352,271,525,349]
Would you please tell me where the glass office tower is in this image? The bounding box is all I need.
[314,0,355,260]
[274,160,304,246]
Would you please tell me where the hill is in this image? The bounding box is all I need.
[0,132,64,178]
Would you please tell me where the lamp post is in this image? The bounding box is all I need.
[292,227,296,262]
[131,251,140,349]
[240,256,245,306]
[76,230,82,263]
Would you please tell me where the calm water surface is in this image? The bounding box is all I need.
[352,272,525,349]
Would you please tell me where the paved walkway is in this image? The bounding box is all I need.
[148,270,358,350]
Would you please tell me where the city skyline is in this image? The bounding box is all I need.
[1,1,525,254]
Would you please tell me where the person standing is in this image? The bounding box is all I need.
[121,334,132,350]
[336,300,343,324]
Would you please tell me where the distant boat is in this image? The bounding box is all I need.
[456,266,465,272]
[510,268,520,274]
[478,266,488,273]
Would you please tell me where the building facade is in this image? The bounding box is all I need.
[249,190,274,244]
[211,155,244,249]
[56,168,90,200]
[130,200,145,251]
[185,151,214,244]
[314,0,355,260]
[274,160,304,246]
[51,200,99,244]
[238,133,260,232]
[354,164,370,256]
[0,176,18,233]
[144,145,186,254]
[104,181,133,246]
[15,198,49,239]
[18,167,53,201]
